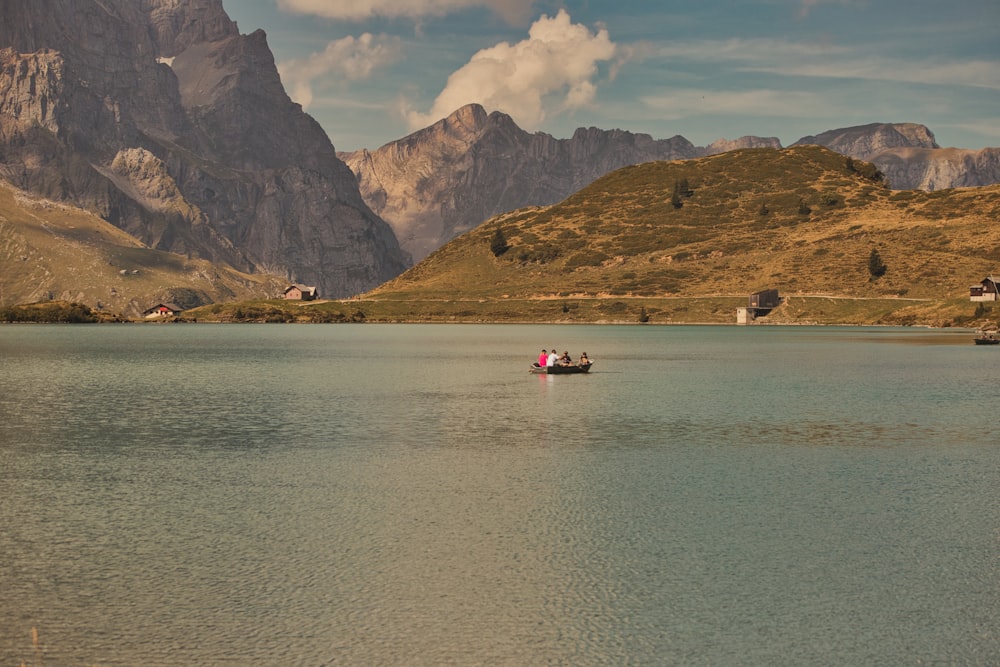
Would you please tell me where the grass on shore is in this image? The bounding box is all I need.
[176,294,992,328]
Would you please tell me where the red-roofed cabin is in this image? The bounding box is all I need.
[143,303,182,318]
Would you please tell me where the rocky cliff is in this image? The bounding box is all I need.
[0,0,409,299]
[870,147,1000,191]
[793,122,1000,190]
[342,108,998,262]
[704,136,783,155]
[794,122,940,161]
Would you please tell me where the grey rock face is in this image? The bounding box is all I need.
[704,136,783,155]
[868,147,1000,191]
[793,122,1000,190]
[0,0,409,298]
[794,122,940,161]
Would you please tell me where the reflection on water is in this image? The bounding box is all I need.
[1,324,999,665]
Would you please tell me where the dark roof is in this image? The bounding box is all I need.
[143,303,182,313]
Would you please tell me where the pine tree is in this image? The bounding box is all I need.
[671,181,683,209]
[868,248,887,279]
[490,227,510,256]
[678,177,692,197]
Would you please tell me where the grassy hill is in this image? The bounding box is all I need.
[336,145,1000,326]
[0,182,285,318]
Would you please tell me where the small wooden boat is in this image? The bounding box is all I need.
[530,362,593,374]
[974,334,1000,345]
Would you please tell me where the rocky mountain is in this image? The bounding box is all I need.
[339,104,704,262]
[704,136,783,155]
[871,147,1000,191]
[793,122,940,160]
[342,105,996,263]
[791,122,1000,191]
[0,0,409,301]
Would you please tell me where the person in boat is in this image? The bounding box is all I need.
[560,351,572,365]
[547,348,559,367]
[579,352,589,366]
[538,349,548,367]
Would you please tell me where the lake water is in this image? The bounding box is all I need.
[1,323,998,665]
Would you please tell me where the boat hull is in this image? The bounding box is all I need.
[530,362,593,374]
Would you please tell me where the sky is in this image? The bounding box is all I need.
[221,0,999,153]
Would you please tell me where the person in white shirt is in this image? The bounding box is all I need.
[546,348,559,367]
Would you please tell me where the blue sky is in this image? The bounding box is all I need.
[221,0,999,153]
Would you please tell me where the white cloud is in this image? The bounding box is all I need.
[276,0,535,25]
[405,9,621,131]
[278,33,401,109]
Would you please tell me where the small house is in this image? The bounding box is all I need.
[284,284,318,301]
[970,277,999,302]
[143,303,182,318]
[738,289,781,325]
[749,289,780,309]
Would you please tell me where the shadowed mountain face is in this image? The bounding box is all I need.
[0,0,410,298]
[341,106,999,263]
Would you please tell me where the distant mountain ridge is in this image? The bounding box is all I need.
[341,104,999,262]
[0,0,409,300]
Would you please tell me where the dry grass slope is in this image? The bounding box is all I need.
[0,182,285,317]
[358,146,1000,326]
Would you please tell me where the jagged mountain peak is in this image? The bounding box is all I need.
[435,102,490,135]
[413,103,527,146]
[141,0,238,56]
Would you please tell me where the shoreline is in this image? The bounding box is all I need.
[1,294,991,329]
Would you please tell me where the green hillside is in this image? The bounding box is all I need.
[345,145,1000,326]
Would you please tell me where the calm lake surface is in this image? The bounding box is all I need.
[1,323,998,665]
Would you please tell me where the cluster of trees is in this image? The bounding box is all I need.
[226,305,367,323]
[0,302,99,323]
